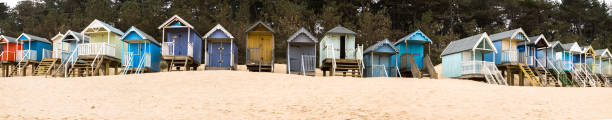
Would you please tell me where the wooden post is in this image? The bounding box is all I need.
[506,68,512,85]
[114,65,118,75]
[105,62,110,75]
[519,70,525,86]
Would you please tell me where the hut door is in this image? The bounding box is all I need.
[340,36,346,59]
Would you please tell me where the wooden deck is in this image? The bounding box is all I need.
[163,55,199,71]
[320,58,362,77]
[246,63,273,72]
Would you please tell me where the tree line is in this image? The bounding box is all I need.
[0,0,610,64]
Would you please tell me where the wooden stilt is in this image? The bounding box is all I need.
[519,70,525,86]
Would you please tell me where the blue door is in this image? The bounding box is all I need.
[208,42,231,67]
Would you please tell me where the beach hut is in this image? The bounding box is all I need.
[363,39,399,77]
[286,28,318,75]
[75,19,125,76]
[544,41,573,86]
[486,28,541,86]
[15,33,52,76]
[390,30,437,78]
[518,34,550,67]
[51,32,65,60]
[595,49,611,75]
[245,21,275,72]
[56,30,91,77]
[120,26,162,73]
[0,35,20,62]
[560,42,589,87]
[440,33,505,84]
[202,24,237,70]
[16,33,52,62]
[158,15,203,71]
[319,25,364,77]
[0,35,21,77]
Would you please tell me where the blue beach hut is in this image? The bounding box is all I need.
[441,33,497,79]
[121,26,162,72]
[202,24,237,70]
[158,15,203,71]
[363,39,399,77]
[16,33,52,62]
[60,30,90,62]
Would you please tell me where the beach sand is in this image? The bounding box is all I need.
[0,66,611,119]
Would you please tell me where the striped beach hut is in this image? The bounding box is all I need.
[286,27,318,75]
[158,15,203,71]
[363,39,399,77]
[203,24,236,70]
[245,21,275,72]
[121,26,161,73]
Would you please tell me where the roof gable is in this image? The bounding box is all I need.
[158,15,195,29]
[441,33,497,56]
[121,26,160,46]
[581,45,596,55]
[287,27,318,43]
[0,35,17,43]
[326,25,357,35]
[561,42,582,53]
[245,21,275,33]
[203,24,234,39]
[363,39,399,54]
[62,30,90,42]
[18,33,51,44]
[595,49,611,58]
[82,19,125,35]
[395,30,432,45]
[489,28,530,42]
[51,32,64,42]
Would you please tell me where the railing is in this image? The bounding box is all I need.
[123,52,133,67]
[78,43,115,57]
[16,50,36,61]
[42,49,52,59]
[326,44,337,71]
[54,47,80,77]
[371,65,388,77]
[187,43,193,57]
[301,55,316,76]
[462,61,486,75]
[135,53,149,74]
[519,52,534,66]
[592,64,602,74]
[246,48,262,64]
[1,51,15,61]
[161,42,175,56]
[52,49,64,59]
[501,50,518,63]
[484,62,507,85]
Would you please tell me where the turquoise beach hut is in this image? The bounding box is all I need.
[390,30,437,78]
[441,33,497,78]
[121,26,161,73]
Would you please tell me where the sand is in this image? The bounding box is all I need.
[1,70,612,119]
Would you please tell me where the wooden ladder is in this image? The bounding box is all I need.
[8,61,29,76]
[517,64,542,86]
[422,55,438,79]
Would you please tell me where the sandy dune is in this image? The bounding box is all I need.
[1,70,611,119]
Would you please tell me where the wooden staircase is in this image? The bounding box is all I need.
[599,74,611,87]
[533,67,559,87]
[321,58,362,77]
[165,56,196,71]
[8,61,30,77]
[517,64,542,86]
[553,70,573,87]
[422,55,438,79]
[33,58,60,76]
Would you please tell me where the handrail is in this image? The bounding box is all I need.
[136,53,148,74]
[395,66,402,77]
[121,52,133,75]
[15,50,33,74]
[326,44,337,71]
[54,45,80,77]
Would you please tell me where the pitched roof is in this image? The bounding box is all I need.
[245,21,275,33]
[489,28,529,42]
[203,24,235,39]
[560,42,581,53]
[394,30,432,45]
[62,30,90,42]
[595,49,610,57]
[82,19,125,35]
[121,26,160,46]
[363,39,399,54]
[18,33,51,43]
[51,32,64,42]
[326,25,357,35]
[287,27,318,43]
[0,35,18,43]
[518,34,549,47]
[158,15,195,29]
[441,33,496,56]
